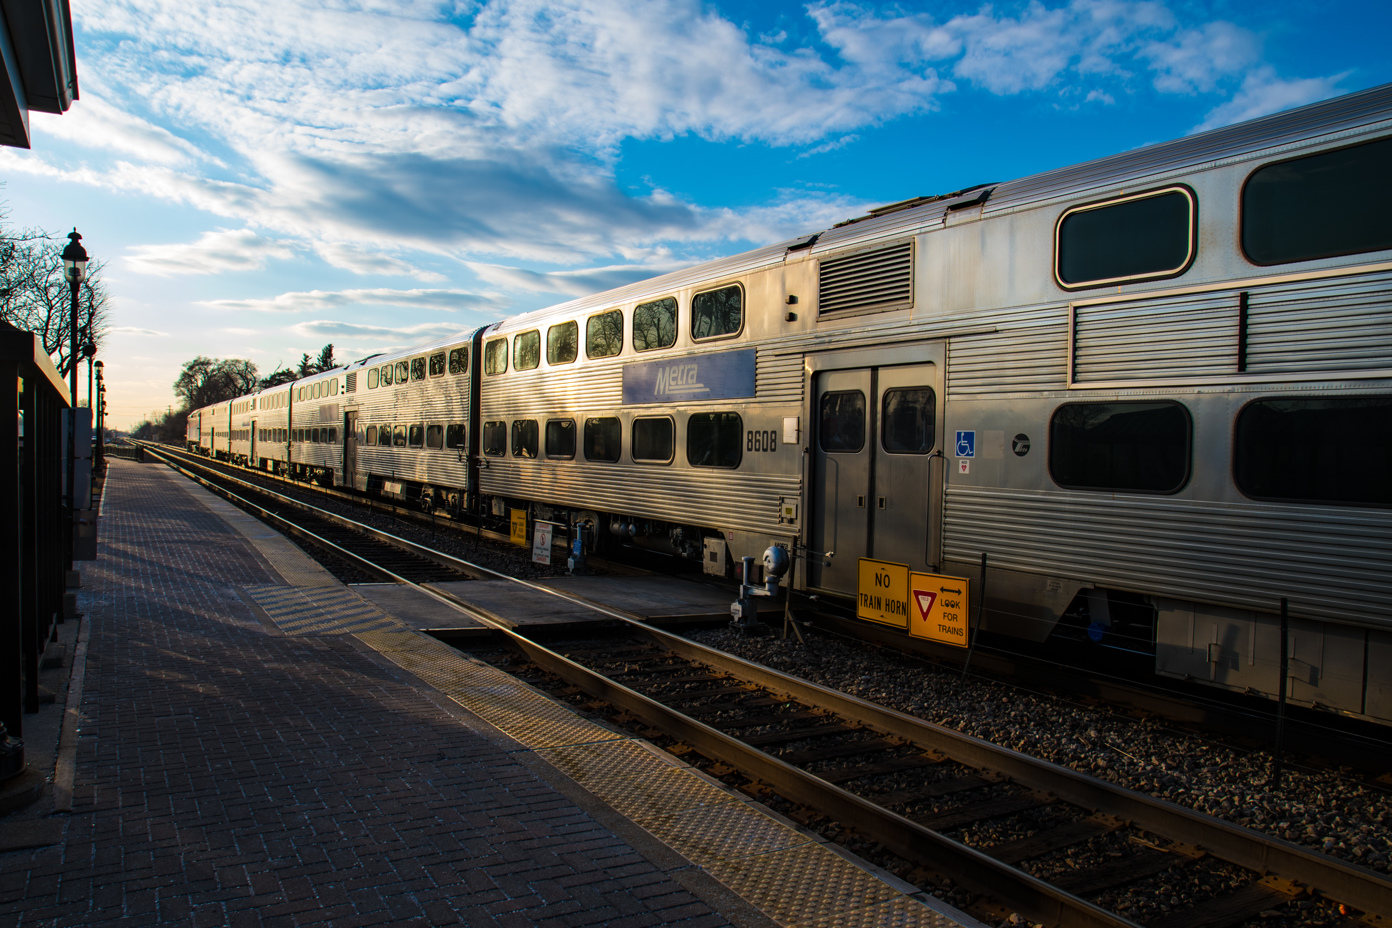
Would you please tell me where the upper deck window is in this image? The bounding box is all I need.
[380,365,393,386]
[1055,187,1196,289]
[410,357,426,382]
[367,368,379,389]
[633,297,677,351]
[514,330,541,370]
[484,338,508,375]
[395,361,410,384]
[692,284,742,340]
[1242,136,1392,266]
[548,321,578,364]
[587,310,623,359]
[429,353,446,377]
[448,347,468,374]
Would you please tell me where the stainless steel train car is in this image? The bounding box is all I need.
[187,83,1392,723]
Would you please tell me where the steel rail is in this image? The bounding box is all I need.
[152,447,1392,919]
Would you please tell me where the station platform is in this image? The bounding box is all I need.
[0,458,984,927]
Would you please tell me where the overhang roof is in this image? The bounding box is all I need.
[0,0,78,148]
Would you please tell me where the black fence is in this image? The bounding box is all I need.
[107,443,146,462]
[0,325,72,780]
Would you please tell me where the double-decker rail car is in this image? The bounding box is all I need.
[186,83,1392,723]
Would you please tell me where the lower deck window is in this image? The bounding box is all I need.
[482,421,506,456]
[545,419,575,459]
[1049,401,1190,493]
[408,424,425,448]
[446,423,466,449]
[426,424,444,449]
[1235,397,1392,506]
[687,413,742,468]
[393,425,407,447]
[632,417,674,463]
[378,426,392,447]
[512,419,539,458]
[584,417,620,462]
[365,425,377,445]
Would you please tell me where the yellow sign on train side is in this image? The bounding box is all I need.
[908,572,972,647]
[510,509,527,546]
[857,558,910,628]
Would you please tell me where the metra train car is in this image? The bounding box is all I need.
[187,83,1392,724]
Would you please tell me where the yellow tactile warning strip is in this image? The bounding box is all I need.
[244,584,403,636]
[355,627,982,928]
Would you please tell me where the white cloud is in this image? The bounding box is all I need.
[1193,68,1348,132]
[197,287,503,314]
[109,326,169,336]
[464,261,685,296]
[289,319,471,342]
[125,229,298,276]
[30,95,209,166]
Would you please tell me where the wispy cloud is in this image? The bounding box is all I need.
[465,261,685,296]
[109,326,169,336]
[289,319,471,342]
[197,287,504,314]
[125,229,297,276]
[1193,68,1350,132]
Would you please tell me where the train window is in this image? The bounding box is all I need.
[393,361,408,384]
[819,391,865,453]
[426,424,444,449]
[511,419,539,458]
[367,368,379,389]
[393,425,407,447]
[545,419,575,459]
[687,413,743,468]
[548,321,578,365]
[633,297,677,351]
[482,420,506,456]
[330,379,339,396]
[410,357,426,382]
[429,353,447,377]
[378,426,392,447]
[583,417,621,462]
[1055,187,1195,289]
[311,428,320,443]
[1242,137,1392,266]
[328,428,337,443]
[484,338,508,375]
[586,310,623,359]
[691,284,742,340]
[515,330,541,370]
[380,365,393,386]
[632,417,674,463]
[882,388,936,454]
[1049,401,1191,493]
[1234,397,1392,506]
[446,423,466,449]
[366,426,377,445]
[448,347,468,374]
[408,424,424,448]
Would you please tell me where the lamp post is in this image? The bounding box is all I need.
[60,230,88,570]
[94,361,105,471]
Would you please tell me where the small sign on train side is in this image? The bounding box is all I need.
[908,572,972,648]
[510,509,527,547]
[857,558,910,628]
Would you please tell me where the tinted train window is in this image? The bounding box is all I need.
[1234,397,1392,506]
[484,339,507,375]
[511,419,539,458]
[392,425,407,447]
[448,347,468,374]
[328,428,337,443]
[1050,401,1190,493]
[514,330,541,370]
[584,417,621,462]
[367,368,379,389]
[882,388,935,454]
[632,417,674,463]
[1056,187,1195,289]
[379,365,392,386]
[446,424,465,448]
[330,379,338,396]
[426,424,443,449]
[633,297,677,352]
[587,310,623,359]
[687,413,742,468]
[391,361,406,384]
[692,285,742,340]
[819,391,866,453]
[482,420,506,456]
[410,357,426,381]
[365,426,377,445]
[377,426,392,447]
[408,424,424,448]
[429,353,446,377]
[545,419,576,459]
[548,321,578,365]
[1242,137,1392,266]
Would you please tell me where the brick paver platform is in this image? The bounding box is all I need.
[0,460,737,927]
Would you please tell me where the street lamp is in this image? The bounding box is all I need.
[60,229,88,568]
[94,360,105,470]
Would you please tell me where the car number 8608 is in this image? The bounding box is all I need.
[747,430,776,452]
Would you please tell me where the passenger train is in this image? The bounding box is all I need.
[188,84,1392,725]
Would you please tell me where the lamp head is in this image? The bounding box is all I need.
[82,342,97,360]
[61,229,88,283]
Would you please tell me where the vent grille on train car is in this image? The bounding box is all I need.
[346,372,357,393]
[818,241,914,315]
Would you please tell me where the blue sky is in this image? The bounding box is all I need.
[3,0,1389,428]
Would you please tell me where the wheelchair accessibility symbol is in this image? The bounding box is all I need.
[955,430,975,458]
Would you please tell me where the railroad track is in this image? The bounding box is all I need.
[146,446,1391,926]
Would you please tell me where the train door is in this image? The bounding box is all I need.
[343,410,357,489]
[250,420,257,464]
[809,361,943,597]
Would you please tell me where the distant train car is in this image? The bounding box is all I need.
[188,83,1392,724]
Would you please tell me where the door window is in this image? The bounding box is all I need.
[881,388,935,453]
[819,391,866,453]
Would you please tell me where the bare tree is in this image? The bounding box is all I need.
[259,366,298,388]
[172,356,260,410]
[0,231,110,377]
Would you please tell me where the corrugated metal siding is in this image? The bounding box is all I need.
[1248,270,1392,374]
[1073,291,1239,383]
[757,346,804,405]
[817,241,913,314]
[947,310,1068,397]
[944,486,1392,627]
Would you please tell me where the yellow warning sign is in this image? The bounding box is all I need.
[857,558,910,628]
[510,509,527,546]
[908,572,972,647]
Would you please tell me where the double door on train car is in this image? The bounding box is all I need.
[342,411,358,488]
[808,355,944,597]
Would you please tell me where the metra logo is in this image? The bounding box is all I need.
[654,363,709,396]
